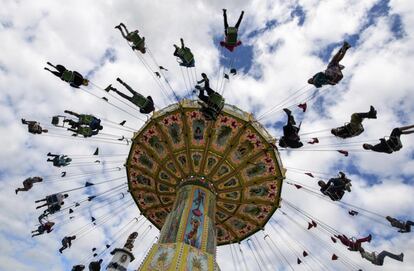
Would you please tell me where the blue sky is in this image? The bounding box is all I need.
[1,0,414,270]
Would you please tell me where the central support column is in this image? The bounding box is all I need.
[138,177,219,271]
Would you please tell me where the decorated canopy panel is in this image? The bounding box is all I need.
[127,100,285,245]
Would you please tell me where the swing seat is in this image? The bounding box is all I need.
[332,122,364,139]
[226,27,238,46]
[51,115,67,127]
[198,93,224,121]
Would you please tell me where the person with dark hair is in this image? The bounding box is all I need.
[363,125,414,154]
[359,247,403,266]
[21,119,48,134]
[63,110,103,131]
[173,38,195,67]
[386,216,414,233]
[89,259,103,271]
[220,9,244,52]
[44,62,89,88]
[195,73,224,120]
[105,78,154,114]
[115,23,146,54]
[278,108,303,148]
[59,235,76,253]
[335,233,371,251]
[331,106,377,138]
[15,176,43,194]
[31,221,55,237]
[318,172,352,201]
[47,153,72,167]
[35,193,68,210]
[308,42,351,88]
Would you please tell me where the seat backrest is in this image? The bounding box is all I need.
[226,27,238,45]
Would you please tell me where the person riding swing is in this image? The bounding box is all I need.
[173,38,195,68]
[195,73,225,120]
[115,23,146,54]
[331,106,377,139]
[44,62,89,88]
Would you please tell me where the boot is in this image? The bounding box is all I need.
[367,105,377,119]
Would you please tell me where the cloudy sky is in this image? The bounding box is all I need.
[1,0,413,270]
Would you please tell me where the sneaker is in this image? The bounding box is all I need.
[15,189,18,195]
[222,9,227,13]
[367,234,372,242]
[368,105,377,119]
[399,253,404,261]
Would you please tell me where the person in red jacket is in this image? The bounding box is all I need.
[335,233,371,251]
[220,9,244,52]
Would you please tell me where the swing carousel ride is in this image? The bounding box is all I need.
[16,7,412,271]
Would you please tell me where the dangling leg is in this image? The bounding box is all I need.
[111,87,133,103]
[223,9,229,35]
[116,78,137,96]
[355,234,372,248]
[399,124,414,134]
[55,65,66,73]
[235,10,245,29]
[64,110,80,118]
[44,67,61,77]
[353,106,377,120]
[377,251,404,264]
[283,108,296,126]
[46,62,57,68]
[115,23,128,39]
[36,203,48,209]
[196,86,209,104]
[119,23,129,34]
[329,42,351,67]
[15,188,27,194]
